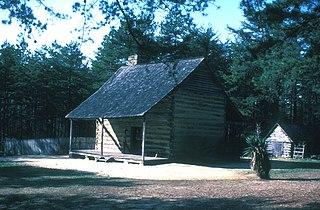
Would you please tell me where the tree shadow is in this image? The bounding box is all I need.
[270,159,320,169]
[270,177,320,181]
[162,157,320,171]
[156,157,320,182]
[0,162,140,189]
[1,161,319,209]
[155,157,250,169]
[1,193,318,210]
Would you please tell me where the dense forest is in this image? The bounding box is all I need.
[0,0,319,153]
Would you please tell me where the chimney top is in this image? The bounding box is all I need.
[126,54,138,66]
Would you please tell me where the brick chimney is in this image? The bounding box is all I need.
[126,54,138,66]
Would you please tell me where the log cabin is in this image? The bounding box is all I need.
[265,123,309,158]
[66,57,243,164]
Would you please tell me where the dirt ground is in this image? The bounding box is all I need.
[1,155,320,209]
[1,155,255,180]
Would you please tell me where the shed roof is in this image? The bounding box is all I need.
[265,123,311,143]
[66,57,204,119]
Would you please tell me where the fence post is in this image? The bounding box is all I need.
[69,119,73,156]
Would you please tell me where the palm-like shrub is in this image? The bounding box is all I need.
[243,135,271,179]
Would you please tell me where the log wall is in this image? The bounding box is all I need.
[144,95,173,157]
[172,64,226,158]
[95,63,227,159]
[95,117,142,154]
[266,125,293,158]
[95,95,173,157]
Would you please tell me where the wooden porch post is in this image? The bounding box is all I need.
[141,117,146,165]
[69,119,73,156]
[100,118,104,156]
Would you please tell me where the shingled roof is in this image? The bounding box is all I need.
[66,57,204,119]
[265,123,311,143]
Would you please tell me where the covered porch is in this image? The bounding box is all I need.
[68,118,168,165]
[69,149,168,165]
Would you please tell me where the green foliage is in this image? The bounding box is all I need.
[0,41,94,139]
[223,0,320,131]
[2,0,319,154]
[0,0,215,44]
[243,135,267,157]
[92,11,227,82]
[243,134,271,179]
[0,0,68,42]
[1,0,226,141]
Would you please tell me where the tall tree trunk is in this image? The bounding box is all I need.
[293,85,297,123]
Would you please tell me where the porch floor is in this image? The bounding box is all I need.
[69,149,168,165]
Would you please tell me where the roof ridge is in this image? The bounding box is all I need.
[66,57,205,119]
[121,57,205,67]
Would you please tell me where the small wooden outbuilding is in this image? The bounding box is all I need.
[66,57,242,163]
[265,123,308,158]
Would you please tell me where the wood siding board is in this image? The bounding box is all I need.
[96,94,173,158]
[143,94,172,158]
[93,60,229,159]
[266,124,296,157]
[171,63,226,158]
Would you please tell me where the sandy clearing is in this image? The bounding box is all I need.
[0,155,254,180]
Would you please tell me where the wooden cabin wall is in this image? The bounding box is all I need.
[172,64,226,158]
[225,122,245,157]
[95,95,173,157]
[95,117,143,154]
[266,140,292,158]
[144,94,173,158]
[266,125,293,158]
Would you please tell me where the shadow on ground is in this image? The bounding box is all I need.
[1,160,320,209]
[0,162,138,189]
[1,189,319,210]
[270,159,320,169]
[167,157,320,170]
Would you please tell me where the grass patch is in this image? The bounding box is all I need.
[271,157,320,163]
[238,158,320,180]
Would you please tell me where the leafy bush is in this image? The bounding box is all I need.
[243,135,271,179]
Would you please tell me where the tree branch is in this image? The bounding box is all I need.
[115,0,142,47]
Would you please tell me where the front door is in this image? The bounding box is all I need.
[130,127,142,155]
[273,142,283,157]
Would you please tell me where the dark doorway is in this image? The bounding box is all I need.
[130,127,142,155]
[273,142,283,157]
[0,139,4,155]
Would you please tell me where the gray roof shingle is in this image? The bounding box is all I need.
[66,57,204,119]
